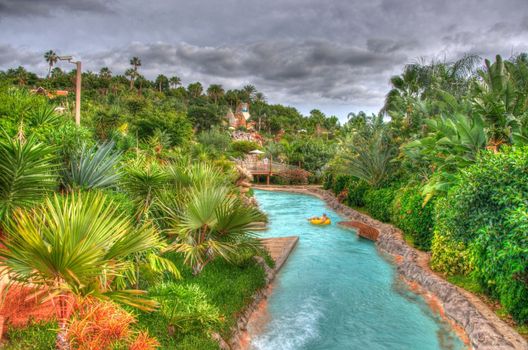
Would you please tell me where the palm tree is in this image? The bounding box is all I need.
[187,82,203,98]
[155,74,169,92]
[169,76,181,89]
[0,133,57,224]
[242,84,257,101]
[99,67,112,79]
[13,66,28,86]
[206,84,224,104]
[127,57,142,90]
[166,185,265,275]
[339,126,395,188]
[130,56,142,72]
[122,161,171,222]
[124,68,137,90]
[473,55,527,151]
[254,92,266,103]
[44,50,58,78]
[0,192,162,348]
[99,67,112,95]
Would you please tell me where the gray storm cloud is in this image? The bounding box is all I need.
[0,0,527,117]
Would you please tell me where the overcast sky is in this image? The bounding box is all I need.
[1,0,527,119]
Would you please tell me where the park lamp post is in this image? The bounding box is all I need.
[58,55,81,126]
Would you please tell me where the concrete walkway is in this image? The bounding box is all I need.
[260,236,299,272]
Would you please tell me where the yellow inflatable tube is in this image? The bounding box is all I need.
[309,218,331,225]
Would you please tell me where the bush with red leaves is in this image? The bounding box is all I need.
[277,168,311,185]
[67,298,158,350]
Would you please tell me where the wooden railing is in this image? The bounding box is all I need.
[234,158,296,175]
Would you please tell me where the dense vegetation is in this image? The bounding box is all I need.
[324,53,528,327]
[0,53,344,349]
[1,48,528,347]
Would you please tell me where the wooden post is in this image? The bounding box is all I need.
[266,175,270,185]
[74,61,82,126]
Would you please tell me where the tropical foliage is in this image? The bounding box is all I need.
[325,53,528,326]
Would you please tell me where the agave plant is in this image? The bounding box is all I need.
[0,133,56,223]
[64,141,122,190]
[166,185,265,275]
[0,192,163,348]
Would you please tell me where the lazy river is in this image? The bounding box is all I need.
[249,190,465,350]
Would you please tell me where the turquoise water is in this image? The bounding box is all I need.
[250,190,465,350]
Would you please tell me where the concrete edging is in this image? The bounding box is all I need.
[228,236,299,350]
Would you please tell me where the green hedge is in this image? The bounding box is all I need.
[345,179,369,207]
[322,173,334,190]
[364,187,395,222]
[391,186,435,250]
[332,174,352,195]
[431,147,528,323]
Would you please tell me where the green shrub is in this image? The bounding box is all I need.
[230,140,261,155]
[131,109,193,147]
[364,187,395,222]
[346,179,369,207]
[150,283,221,335]
[322,172,333,190]
[332,174,351,195]
[391,186,435,250]
[432,147,528,323]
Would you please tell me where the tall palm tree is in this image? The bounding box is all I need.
[242,84,257,101]
[130,56,142,72]
[155,74,169,92]
[169,76,181,89]
[128,57,142,90]
[187,82,203,98]
[0,192,162,348]
[99,67,112,95]
[124,68,137,90]
[44,50,58,78]
[254,92,266,103]
[206,84,225,104]
[99,67,112,79]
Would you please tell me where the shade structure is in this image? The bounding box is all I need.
[249,149,265,154]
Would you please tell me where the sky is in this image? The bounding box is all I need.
[0,0,527,120]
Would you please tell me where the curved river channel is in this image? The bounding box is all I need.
[249,190,465,350]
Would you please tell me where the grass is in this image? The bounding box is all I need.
[3,321,57,349]
[446,274,484,295]
[2,254,268,350]
[136,253,267,349]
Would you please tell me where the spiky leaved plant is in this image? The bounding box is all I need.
[0,191,162,349]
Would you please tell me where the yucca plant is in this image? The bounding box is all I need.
[0,133,56,223]
[0,191,163,348]
[166,185,265,275]
[64,141,122,191]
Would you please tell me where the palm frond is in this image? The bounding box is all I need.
[0,132,57,222]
